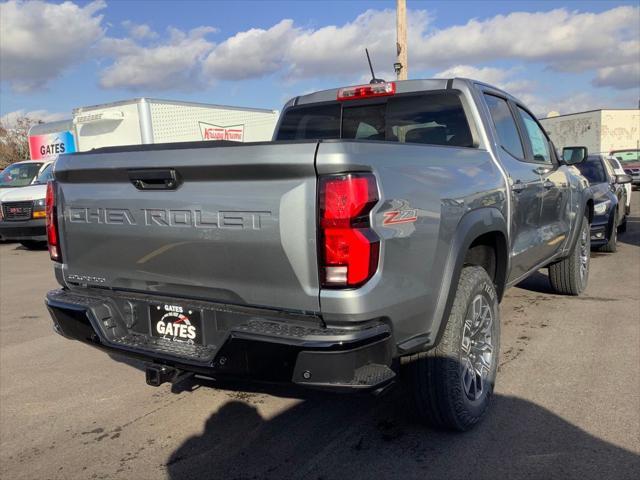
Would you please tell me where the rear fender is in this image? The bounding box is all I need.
[398,207,507,354]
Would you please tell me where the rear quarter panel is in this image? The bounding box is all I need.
[316,140,506,349]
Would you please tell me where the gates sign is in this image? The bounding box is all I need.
[29,131,77,160]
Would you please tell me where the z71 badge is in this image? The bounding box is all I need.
[383,209,418,225]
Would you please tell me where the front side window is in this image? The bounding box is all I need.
[483,94,524,159]
[517,107,551,164]
[576,157,607,184]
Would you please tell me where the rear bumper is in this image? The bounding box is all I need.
[45,288,395,391]
[0,218,46,241]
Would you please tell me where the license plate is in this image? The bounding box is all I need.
[150,304,202,345]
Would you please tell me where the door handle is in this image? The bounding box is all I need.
[543,180,555,189]
[128,169,180,190]
[512,182,527,192]
[533,166,552,175]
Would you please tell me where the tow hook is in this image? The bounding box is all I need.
[145,364,192,387]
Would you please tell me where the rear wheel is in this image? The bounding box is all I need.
[404,266,500,431]
[19,240,47,250]
[549,212,590,295]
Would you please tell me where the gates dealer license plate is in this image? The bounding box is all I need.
[150,304,203,345]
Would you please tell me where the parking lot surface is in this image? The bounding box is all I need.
[1,196,639,480]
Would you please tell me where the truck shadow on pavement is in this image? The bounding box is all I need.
[165,379,639,480]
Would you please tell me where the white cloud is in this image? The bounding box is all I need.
[203,20,296,80]
[0,0,106,92]
[122,20,158,40]
[433,64,635,117]
[435,65,536,100]
[2,1,637,111]
[414,6,640,75]
[288,9,430,80]
[198,5,639,92]
[435,65,514,87]
[202,9,428,83]
[99,27,216,91]
[1,109,67,128]
[593,63,640,90]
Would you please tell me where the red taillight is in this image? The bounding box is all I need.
[337,82,395,101]
[45,181,61,261]
[319,174,379,287]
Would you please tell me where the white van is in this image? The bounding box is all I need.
[0,161,53,248]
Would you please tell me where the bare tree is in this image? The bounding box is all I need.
[0,117,43,169]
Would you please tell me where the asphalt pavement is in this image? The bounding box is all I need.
[1,195,639,480]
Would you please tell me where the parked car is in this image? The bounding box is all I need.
[0,162,54,248]
[44,78,594,431]
[610,149,640,188]
[574,154,631,252]
[607,156,632,216]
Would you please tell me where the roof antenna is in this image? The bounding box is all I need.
[365,48,385,84]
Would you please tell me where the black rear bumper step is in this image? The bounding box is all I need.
[46,288,396,391]
[116,333,217,362]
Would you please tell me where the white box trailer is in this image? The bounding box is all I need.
[72,98,279,152]
[540,109,640,154]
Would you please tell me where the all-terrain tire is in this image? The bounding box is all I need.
[599,214,618,253]
[549,212,590,295]
[404,266,500,431]
[19,240,47,250]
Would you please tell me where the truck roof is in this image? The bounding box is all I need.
[290,78,521,108]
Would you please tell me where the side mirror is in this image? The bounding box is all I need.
[562,146,588,165]
[615,173,632,184]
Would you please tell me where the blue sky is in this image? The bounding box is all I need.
[1,0,639,123]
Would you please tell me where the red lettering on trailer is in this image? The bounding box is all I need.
[198,122,245,142]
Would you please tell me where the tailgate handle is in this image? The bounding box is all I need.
[128,169,180,190]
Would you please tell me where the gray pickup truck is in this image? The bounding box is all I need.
[45,78,593,430]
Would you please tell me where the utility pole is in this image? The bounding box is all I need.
[395,0,408,80]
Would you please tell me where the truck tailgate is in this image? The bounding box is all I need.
[54,141,320,313]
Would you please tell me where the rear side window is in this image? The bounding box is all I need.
[276,92,474,148]
[483,94,524,159]
[517,107,551,164]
